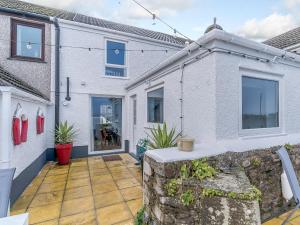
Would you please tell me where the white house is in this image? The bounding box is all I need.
[126,26,300,154]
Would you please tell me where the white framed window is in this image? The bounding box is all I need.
[239,73,283,136]
[147,87,164,123]
[105,39,127,77]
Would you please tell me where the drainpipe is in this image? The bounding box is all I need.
[52,18,60,128]
[179,63,186,136]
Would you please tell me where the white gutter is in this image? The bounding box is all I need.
[57,18,184,49]
[126,29,300,90]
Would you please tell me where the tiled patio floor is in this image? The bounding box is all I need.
[10,153,143,225]
[263,210,300,225]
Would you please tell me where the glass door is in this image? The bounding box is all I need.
[92,97,122,151]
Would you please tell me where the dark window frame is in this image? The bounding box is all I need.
[11,19,45,62]
[147,87,164,123]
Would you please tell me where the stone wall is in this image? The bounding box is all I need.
[143,145,300,224]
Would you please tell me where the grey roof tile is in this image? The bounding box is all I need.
[0,0,186,46]
[263,27,300,49]
[0,66,49,100]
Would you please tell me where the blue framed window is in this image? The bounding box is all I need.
[105,40,126,77]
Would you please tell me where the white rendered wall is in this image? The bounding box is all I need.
[9,96,49,177]
[57,21,182,153]
[127,37,300,154]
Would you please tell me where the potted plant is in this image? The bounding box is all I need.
[136,138,149,163]
[55,121,77,165]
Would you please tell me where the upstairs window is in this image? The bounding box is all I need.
[242,76,279,129]
[147,88,164,123]
[11,19,45,61]
[105,40,127,77]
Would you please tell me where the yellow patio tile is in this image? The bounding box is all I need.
[47,168,69,176]
[106,161,124,168]
[21,184,39,196]
[109,166,128,172]
[59,210,97,225]
[91,174,113,184]
[64,185,92,201]
[38,181,66,193]
[126,198,143,216]
[69,166,88,173]
[111,171,134,180]
[43,174,68,183]
[120,186,143,201]
[89,163,107,169]
[10,208,26,216]
[11,194,34,211]
[68,171,90,180]
[116,178,140,189]
[27,202,61,224]
[61,196,94,217]
[34,219,58,225]
[96,203,132,225]
[114,219,134,225]
[70,160,88,167]
[92,181,118,195]
[30,177,44,187]
[94,190,124,209]
[29,191,64,208]
[263,218,285,225]
[66,177,90,189]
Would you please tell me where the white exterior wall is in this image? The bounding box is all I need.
[127,51,217,152]
[57,21,182,153]
[0,88,52,177]
[127,32,300,154]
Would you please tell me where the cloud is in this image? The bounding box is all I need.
[237,12,297,41]
[284,0,300,9]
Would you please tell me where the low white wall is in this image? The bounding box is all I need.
[10,96,50,177]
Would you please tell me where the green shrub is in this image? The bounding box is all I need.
[180,164,189,179]
[134,207,145,225]
[147,122,180,149]
[180,190,195,206]
[165,179,178,197]
[192,159,217,181]
[55,121,77,144]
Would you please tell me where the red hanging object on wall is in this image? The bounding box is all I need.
[37,108,44,134]
[21,115,28,142]
[12,103,22,145]
[12,117,21,145]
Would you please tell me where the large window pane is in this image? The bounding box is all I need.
[106,40,125,65]
[242,76,279,129]
[147,88,164,123]
[16,25,42,58]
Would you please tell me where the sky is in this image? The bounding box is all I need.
[23,0,300,41]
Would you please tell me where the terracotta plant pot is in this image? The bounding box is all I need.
[55,143,72,165]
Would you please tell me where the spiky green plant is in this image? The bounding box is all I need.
[55,121,77,144]
[147,122,180,149]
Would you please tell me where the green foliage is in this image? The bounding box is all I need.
[165,179,178,197]
[284,143,293,151]
[55,121,77,144]
[137,138,149,148]
[202,188,225,197]
[147,122,180,149]
[180,190,195,206]
[180,164,189,179]
[192,159,217,181]
[134,207,145,225]
[202,186,262,202]
[251,158,261,167]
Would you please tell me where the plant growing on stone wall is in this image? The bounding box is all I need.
[134,207,145,225]
[147,122,180,149]
[239,186,262,202]
[202,188,225,197]
[165,179,179,197]
[284,143,293,151]
[180,164,189,179]
[180,190,195,206]
[251,158,261,167]
[192,159,217,181]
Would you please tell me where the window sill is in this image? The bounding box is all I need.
[7,57,46,64]
[239,131,287,140]
[100,75,129,80]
